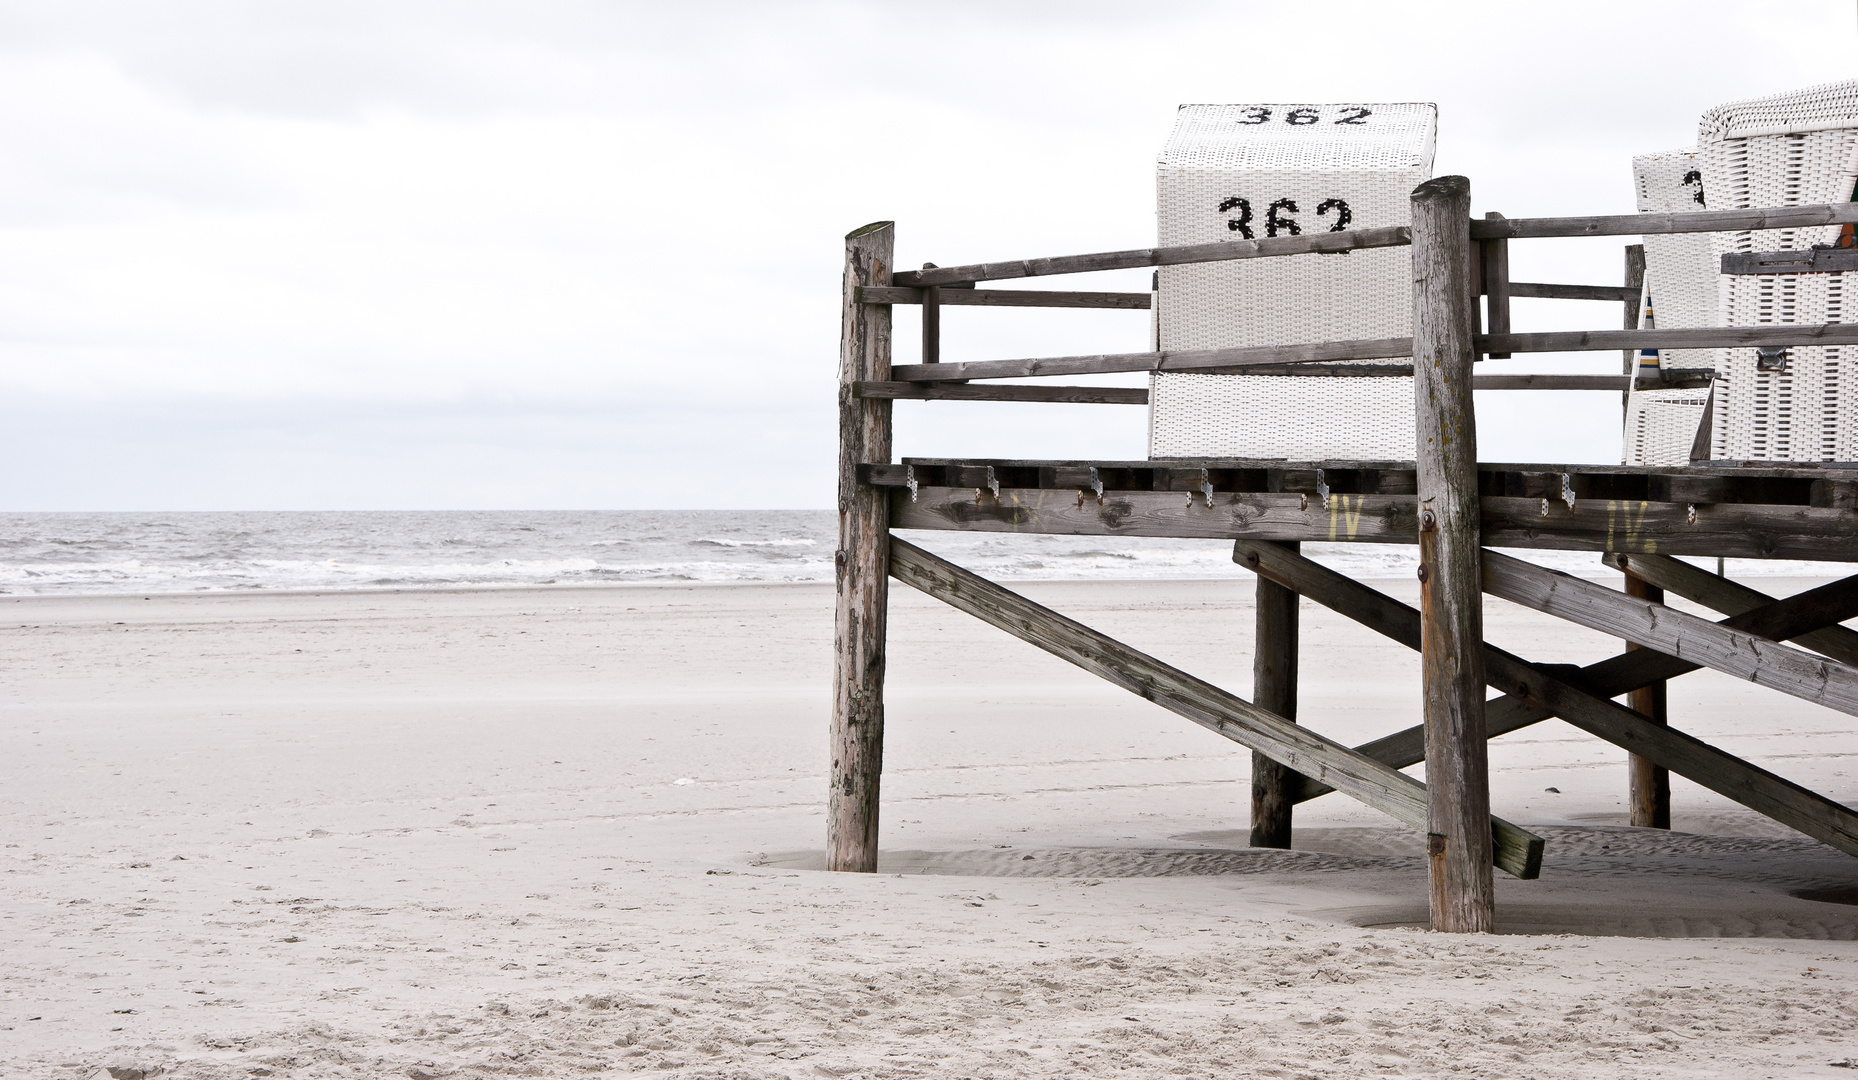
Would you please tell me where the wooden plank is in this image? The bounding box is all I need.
[1482,549,1858,718]
[891,225,1412,287]
[1470,201,1858,240]
[1605,553,1858,666]
[1235,541,1858,803]
[920,264,940,366]
[1473,375,1631,391]
[888,325,1858,384]
[1507,282,1641,302]
[860,286,1152,309]
[1412,175,1494,932]
[1482,214,1512,358]
[1722,248,1858,274]
[830,221,895,874]
[1251,541,1300,849]
[1482,324,1858,356]
[856,381,1147,404]
[1622,244,1646,390]
[889,486,1858,562]
[1622,571,1671,829]
[890,337,1414,383]
[886,537,1544,878]
[1227,538,1858,858]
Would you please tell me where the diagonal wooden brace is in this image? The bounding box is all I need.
[887,537,1545,879]
[1230,539,1858,857]
[1484,550,1858,718]
[1233,546,1858,804]
[1605,553,1858,666]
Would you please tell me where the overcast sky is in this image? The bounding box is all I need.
[1,1,1853,510]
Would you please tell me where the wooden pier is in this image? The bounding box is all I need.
[830,180,1858,932]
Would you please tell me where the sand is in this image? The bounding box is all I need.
[6,572,1858,1078]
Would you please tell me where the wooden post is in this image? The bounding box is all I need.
[1622,244,1646,421]
[1411,175,1495,933]
[1622,571,1671,829]
[830,221,895,873]
[1251,540,1299,849]
[1480,213,1511,359]
[920,262,941,365]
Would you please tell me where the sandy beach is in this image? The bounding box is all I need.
[7,573,1858,1078]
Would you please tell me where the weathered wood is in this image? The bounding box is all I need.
[1722,248,1858,274]
[1470,201,1858,240]
[1482,549,1858,718]
[1482,324,1858,357]
[1236,542,1858,802]
[863,376,1637,398]
[830,221,895,874]
[886,537,1544,878]
[1622,244,1646,386]
[856,382,1147,404]
[1507,282,1641,302]
[1690,385,1716,462]
[1482,214,1512,358]
[1251,541,1299,849]
[1606,553,1858,665]
[920,264,940,366]
[1474,375,1632,391]
[1622,571,1671,829]
[891,225,1413,287]
[861,286,1152,309]
[888,486,1858,562]
[890,337,1415,383]
[1228,538,1858,858]
[1412,175,1494,932]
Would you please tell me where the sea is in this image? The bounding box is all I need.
[0,510,1842,596]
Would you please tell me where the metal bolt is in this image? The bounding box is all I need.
[1420,510,1436,531]
[1416,564,1429,583]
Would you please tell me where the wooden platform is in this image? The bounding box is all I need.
[868,458,1858,562]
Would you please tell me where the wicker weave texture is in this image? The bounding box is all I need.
[1700,80,1858,461]
[1150,103,1436,459]
[1632,149,1717,372]
[1622,387,1709,467]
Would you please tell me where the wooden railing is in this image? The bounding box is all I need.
[858,200,1858,403]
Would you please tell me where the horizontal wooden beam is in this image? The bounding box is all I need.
[859,375,1649,399]
[1470,202,1858,240]
[890,326,1847,384]
[891,226,1412,287]
[1482,549,1858,717]
[889,487,1858,562]
[859,286,1152,309]
[1481,323,1858,356]
[855,381,1147,404]
[1508,282,1641,302]
[1228,539,1858,858]
[886,536,1543,878]
[1607,553,1858,666]
[1722,248,1858,275]
[891,338,1414,383]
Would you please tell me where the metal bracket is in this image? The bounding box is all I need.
[1756,347,1789,372]
[1560,473,1576,511]
[1199,468,1215,508]
[1316,468,1331,510]
[905,465,919,503]
[985,465,1000,500]
[1089,467,1104,500]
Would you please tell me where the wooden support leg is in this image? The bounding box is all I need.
[1412,175,1494,933]
[829,221,895,873]
[1251,541,1299,849]
[1622,571,1671,829]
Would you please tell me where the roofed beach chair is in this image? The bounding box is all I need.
[1699,79,1858,462]
[1149,103,1437,460]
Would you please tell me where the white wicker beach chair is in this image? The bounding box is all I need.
[1623,388,1711,467]
[1632,149,1717,374]
[1699,79,1858,462]
[1149,103,1437,459]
